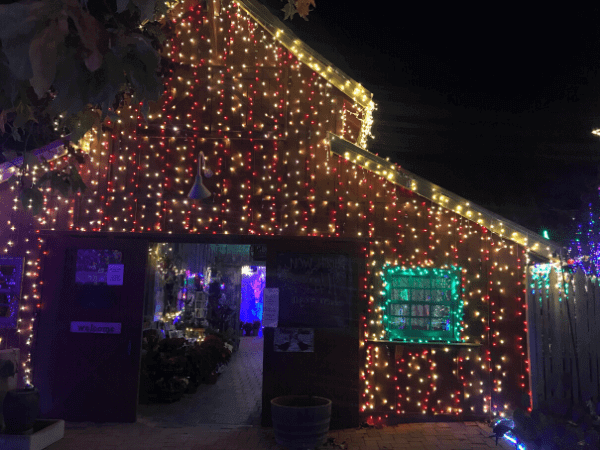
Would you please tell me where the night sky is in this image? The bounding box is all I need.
[260,1,600,243]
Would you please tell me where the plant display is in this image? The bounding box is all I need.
[241,320,261,336]
[0,359,16,379]
[139,333,232,403]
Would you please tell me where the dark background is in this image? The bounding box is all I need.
[260,0,600,244]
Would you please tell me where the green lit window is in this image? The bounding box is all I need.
[381,266,463,343]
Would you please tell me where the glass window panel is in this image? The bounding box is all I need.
[383,269,461,342]
[391,277,410,289]
[431,304,450,317]
[412,289,425,303]
[411,317,429,330]
[432,276,452,289]
[413,277,428,289]
[431,290,449,303]
[389,303,408,316]
[431,317,450,331]
[411,304,430,317]
[391,288,410,302]
[389,316,407,330]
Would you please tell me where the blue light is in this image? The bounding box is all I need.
[240,266,266,324]
[504,432,527,450]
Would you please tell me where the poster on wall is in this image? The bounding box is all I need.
[262,287,279,327]
[274,327,314,352]
[0,257,24,329]
[75,250,123,285]
[275,252,353,328]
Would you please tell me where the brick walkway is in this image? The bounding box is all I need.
[136,336,264,426]
[46,337,513,449]
[47,420,512,450]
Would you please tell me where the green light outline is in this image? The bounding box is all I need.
[380,265,464,343]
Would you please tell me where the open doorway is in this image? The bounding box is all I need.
[137,242,265,427]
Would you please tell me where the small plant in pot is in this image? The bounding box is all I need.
[0,359,40,434]
[0,358,17,432]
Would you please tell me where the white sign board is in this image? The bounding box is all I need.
[262,287,279,327]
[106,264,124,286]
[274,328,314,352]
[71,321,122,334]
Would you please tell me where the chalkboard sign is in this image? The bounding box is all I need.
[275,252,354,328]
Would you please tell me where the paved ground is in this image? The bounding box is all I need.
[136,336,264,427]
[46,336,512,449]
[47,420,511,450]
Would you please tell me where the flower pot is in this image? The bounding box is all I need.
[271,395,331,450]
[2,387,40,434]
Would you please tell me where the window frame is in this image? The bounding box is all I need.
[381,266,463,343]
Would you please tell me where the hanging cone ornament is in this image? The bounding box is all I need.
[188,151,212,200]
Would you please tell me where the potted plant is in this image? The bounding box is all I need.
[0,349,40,434]
[243,322,253,336]
[0,357,16,432]
[252,320,261,336]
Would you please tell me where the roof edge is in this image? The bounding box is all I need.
[328,132,563,261]
[234,0,375,110]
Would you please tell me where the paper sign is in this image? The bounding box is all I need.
[71,321,121,334]
[107,264,124,286]
[274,328,314,352]
[263,287,279,327]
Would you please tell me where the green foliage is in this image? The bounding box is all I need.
[0,0,174,214]
[0,0,314,217]
[281,0,315,21]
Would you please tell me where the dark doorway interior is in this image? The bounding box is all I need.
[137,242,265,427]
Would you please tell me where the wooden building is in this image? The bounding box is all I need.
[0,0,561,428]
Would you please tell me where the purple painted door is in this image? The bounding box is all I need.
[34,235,148,422]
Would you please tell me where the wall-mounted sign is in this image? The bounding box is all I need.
[107,264,124,286]
[274,328,314,352]
[0,257,24,329]
[71,321,122,334]
[275,252,354,328]
[263,288,279,327]
[251,244,267,261]
[75,249,123,285]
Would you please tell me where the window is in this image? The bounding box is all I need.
[381,266,463,343]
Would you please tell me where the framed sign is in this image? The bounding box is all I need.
[274,328,314,352]
[75,249,123,285]
[275,252,354,328]
[0,257,24,329]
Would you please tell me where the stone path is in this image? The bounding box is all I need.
[137,335,264,427]
[47,420,512,449]
[45,336,514,449]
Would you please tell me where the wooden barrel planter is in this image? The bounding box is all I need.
[2,387,40,433]
[271,395,332,450]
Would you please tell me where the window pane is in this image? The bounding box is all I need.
[391,288,409,302]
[432,276,451,289]
[414,277,430,289]
[411,304,430,317]
[431,304,450,317]
[431,317,450,331]
[411,317,429,330]
[389,316,407,330]
[383,268,461,342]
[389,303,407,316]
[391,277,411,289]
[412,289,425,303]
[430,289,447,303]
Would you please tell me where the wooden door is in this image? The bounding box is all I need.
[34,235,148,422]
